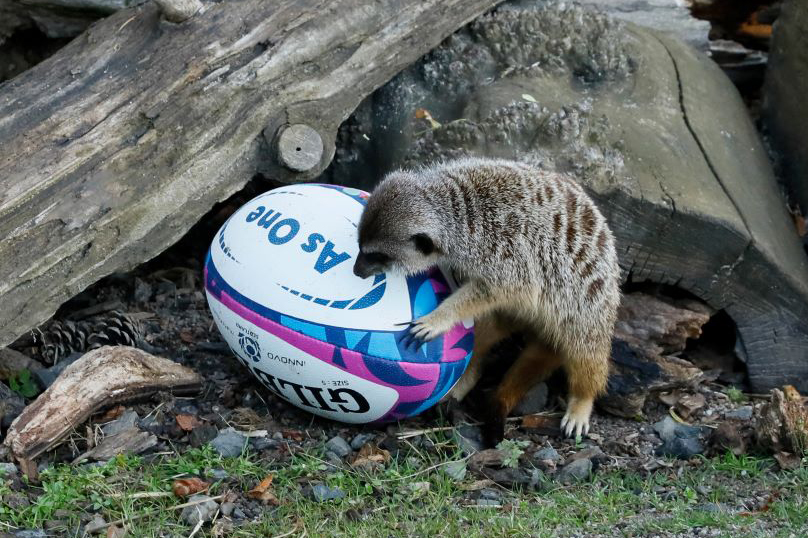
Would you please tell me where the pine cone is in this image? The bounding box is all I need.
[86,311,145,350]
[41,319,91,364]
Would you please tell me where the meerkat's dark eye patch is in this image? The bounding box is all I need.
[411,233,435,255]
[364,251,391,265]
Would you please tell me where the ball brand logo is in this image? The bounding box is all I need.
[238,332,261,362]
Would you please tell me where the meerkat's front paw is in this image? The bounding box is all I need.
[561,396,593,439]
[409,311,453,342]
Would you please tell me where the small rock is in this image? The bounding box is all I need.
[350,433,375,450]
[725,406,754,421]
[189,424,219,448]
[0,348,40,381]
[653,416,703,442]
[272,431,284,441]
[210,428,246,458]
[695,502,723,513]
[442,460,467,481]
[406,481,431,496]
[453,425,484,455]
[0,381,25,428]
[476,498,501,506]
[133,277,152,303]
[0,462,18,476]
[479,488,502,501]
[512,382,548,415]
[325,436,352,458]
[305,483,345,502]
[567,446,604,463]
[324,451,344,468]
[209,469,229,481]
[84,514,107,535]
[102,410,139,436]
[557,458,592,483]
[32,352,81,388]
[5,493,30,510]
[219,502,235,517]
[13,531,48,538]
[180,494,219,525]
[533,446,561,464]
[232,507,247,519]
[656,437,704,459]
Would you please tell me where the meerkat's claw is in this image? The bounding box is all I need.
[408,312,452,344]
[561,409,590,439]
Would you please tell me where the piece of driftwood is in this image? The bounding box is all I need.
[4,346,202,460]
[754,386,808,455]
[326,3,808,392]
[0,0,504,350]
[73,427,158,463]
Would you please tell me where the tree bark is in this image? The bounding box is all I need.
[0,0,504,348]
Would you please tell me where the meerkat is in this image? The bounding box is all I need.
[352,157,620,445]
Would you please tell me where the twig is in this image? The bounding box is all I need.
[270,527,301,538]
[187,518,204,538]
[95,494,225,531]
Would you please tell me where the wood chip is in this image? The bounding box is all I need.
[172,477,210,498]
[247,474,280,505]
[176,413,202,432]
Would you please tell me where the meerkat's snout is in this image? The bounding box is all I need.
[352,253,374,279]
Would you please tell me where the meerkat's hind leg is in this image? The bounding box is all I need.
[483,340,564,447]
[560,346,610,439]
[443,316,512,403]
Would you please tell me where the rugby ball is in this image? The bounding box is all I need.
[204,184,474,424]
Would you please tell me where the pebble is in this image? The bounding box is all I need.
[512,382,549,415]
[725,406,754,421]
[325,436,352,458]
[533,446,562,464]
[350,433,375,450]
[453,425,484,455]
[210,428,247,458]
[653,416,702,442]
[557,458,592,483]
[272,431,284,441]
[102,410,139,436]
[232,507,247,519]
[656,437,704,459]
[442,460,468,481]
[0,462,18,476]
[476,498,501,507]
[306,483,346,502]
[84,514,107,535]
[209,469,229,481]
[251,437,279,451]
[407,481,431,496]
[189,424,219,448]
[180,494,219,525]
[219,502,235,517]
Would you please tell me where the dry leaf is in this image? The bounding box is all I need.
[350,443,391,470]
[172,477,210,498]
[281,429,304,441]
[106,525,126,538]
[773,451,801,471]
[414,108,441,129]
[99,405,126,422]
[179,329,195,343]
[521,93,537,103]
[675,393,706,420]
[658,390,681,407]
[175,413,202,432]
[458,479,496,491]
[248,474,280,505]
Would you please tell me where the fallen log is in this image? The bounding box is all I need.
[4,346,202,461]
[0,0,504,348]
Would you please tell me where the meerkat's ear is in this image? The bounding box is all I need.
[411,233,436,255]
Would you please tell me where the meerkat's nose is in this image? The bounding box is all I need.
[353,254,371,278]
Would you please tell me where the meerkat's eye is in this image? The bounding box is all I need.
[410,233,436,255]
[364,252,391,265]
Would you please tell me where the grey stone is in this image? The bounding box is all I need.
[232,507,247,519]
[180,494,219,525]
[453,425,483,455]
[102,410,139,436]
[0,347,40,380]
[0,380,25,428]
[0,462,18,476]
[512,382,548,415]
[557,459,592,483]
[479,488,502,501]
[533,446,561,465]
[32,353,81,388]
[219,502,235,517]
[306,483,345,502]
[765,0,808,215]
[725,406,754,421]
[656,437,704,459]
[476,498,501,506]
[350,433,375,450]
[653,416,703,442]
[442,460,467,481]
[189,424,219,447]
[250,437,279,451]
[210,428,246,458]
[325,436,352,458]
[209,469,229,481]
[84,514,107,535]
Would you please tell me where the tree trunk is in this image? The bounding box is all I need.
[0,0,504,347]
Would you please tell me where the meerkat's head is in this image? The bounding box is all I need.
[353,170,443,278]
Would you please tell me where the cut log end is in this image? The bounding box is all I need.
[274,124,324,172]
[154,0,202,23]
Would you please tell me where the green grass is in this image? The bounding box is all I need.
[1,439,806,537]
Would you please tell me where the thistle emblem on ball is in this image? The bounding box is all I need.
[238,332,261,362]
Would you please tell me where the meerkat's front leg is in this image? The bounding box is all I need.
[408,281,501,342]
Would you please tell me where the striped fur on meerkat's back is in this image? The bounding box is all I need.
[354,157,620,443]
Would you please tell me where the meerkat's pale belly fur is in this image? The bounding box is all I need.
[355,157,620,443]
